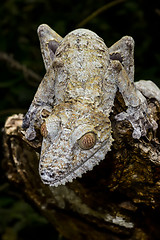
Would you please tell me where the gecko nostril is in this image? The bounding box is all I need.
[41,109,51,118]
[49,173,55,178]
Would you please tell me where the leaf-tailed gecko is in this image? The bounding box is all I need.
[22,24,158,187]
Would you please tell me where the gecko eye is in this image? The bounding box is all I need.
[40,114,60,138]
[40,122,48,137]
[78,132,96,150]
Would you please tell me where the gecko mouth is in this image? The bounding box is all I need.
[40,139,110,187]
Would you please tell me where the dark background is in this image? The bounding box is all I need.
[0,0,160,239]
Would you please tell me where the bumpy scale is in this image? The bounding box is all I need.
[23,24,157,187]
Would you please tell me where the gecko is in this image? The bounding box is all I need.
[22,24,158,187]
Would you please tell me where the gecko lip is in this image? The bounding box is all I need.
[39,140,109,187]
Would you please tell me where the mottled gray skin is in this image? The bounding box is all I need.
[23,24,157,187]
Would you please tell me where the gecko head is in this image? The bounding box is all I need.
[39,102,113,187]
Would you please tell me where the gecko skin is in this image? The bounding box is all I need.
[23,24,157,187]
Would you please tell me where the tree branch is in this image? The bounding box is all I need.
[0,51,41,84]
[77,0,126,28]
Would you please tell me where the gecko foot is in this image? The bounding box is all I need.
[115,104,158,139]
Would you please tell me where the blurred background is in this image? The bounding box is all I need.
[0,0,160,239]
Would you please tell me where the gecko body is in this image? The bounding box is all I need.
[23,25,157,187]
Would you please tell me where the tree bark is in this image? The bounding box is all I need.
[3,91,160,240]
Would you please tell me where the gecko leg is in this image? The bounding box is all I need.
[109,61,157,139]
[109,36,134,83]
[37,24,63,70]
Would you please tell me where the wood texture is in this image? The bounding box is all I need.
[3,93,160,240]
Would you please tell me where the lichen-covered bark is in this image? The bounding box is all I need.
[3,92,160,240]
